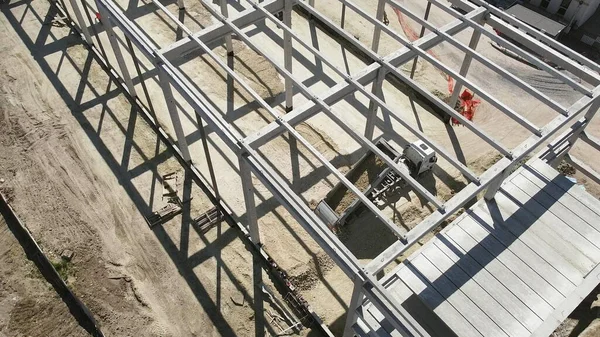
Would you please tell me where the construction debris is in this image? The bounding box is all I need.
[145,200,182,228]
[261,283,303,335]
[162,172,179,200]
[192,206,222,233]
[60,249,74,262]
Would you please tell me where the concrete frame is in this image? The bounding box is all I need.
[59,0,600,334]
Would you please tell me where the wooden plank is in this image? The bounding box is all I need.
[528,159,600,217]
[501,181,600,264]
[396,264,484,337]
[435,226,554,319]
[471,202,582,286]
[431,238,543,332]
[406,255,507,336]
[518,167,600,235]
[385,279,457,337]
[510,173,600,252]
[420,244,531,336]
[362,306,393,337]
[493,191,596,276]
[531,263,600,337]
[567,155,600,186]
[448,221,565,308]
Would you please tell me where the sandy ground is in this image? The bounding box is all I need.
[0,0,318,336]
[2,0,600,335]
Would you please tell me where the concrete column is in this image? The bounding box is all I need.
[371,0,386,53]
[239,156,260,244]
[96,3,137,98]
[364,68,386,140]
[177,0,185,10]
[342,277,364,337]
[448,21,483,108]
[284,0,293,111]
[68,0,94,45]
[158,68,192,162]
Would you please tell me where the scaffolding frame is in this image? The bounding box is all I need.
[60,0,600,334]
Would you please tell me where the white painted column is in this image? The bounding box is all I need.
[197,115,220,200]
[220,0,233,54]
[158,68,192,162]
[448,22,483,108]
[284,0,293,111]
[484,167,511,200]
[550,99,600,167]
[239,156,260,244]
[342,277,364,337]
[409,1,432,79]
[365,68,386,140]
[96,3,137,98]
[68,0,94,45]
[371,0,386,53]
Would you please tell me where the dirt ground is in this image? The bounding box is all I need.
[2,0,600,335]
[0,215,89,337]
[0,0,317,336]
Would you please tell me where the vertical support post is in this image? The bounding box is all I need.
[371,0,386,53]
[125,37,157,118]
[220,0,233,55]
[158,68,192,162]
[96,3,137,98]
[177,0,185,10]
[196,114,220,201]
[365,68,386,140]
[342,277,364,337]
[308,0,314,7]
[448,22,483,108]
[409,2,431,79]
[68,0,94,45]
[550,99,600,167]
[284,0,293,111]
[239,156,260,244]
[484,167,511,200]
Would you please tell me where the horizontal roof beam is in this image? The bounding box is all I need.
[153,0,426,231]
[343,0,542,135]
[245,8,484,148]
[447,0,600,89]
[294,2,512,155]
[253,4,478,185]
[385,0,567,116]
[467,0,600,75]
[159,0,284,60]
[255,3,478,181]
[366,87,600,275]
